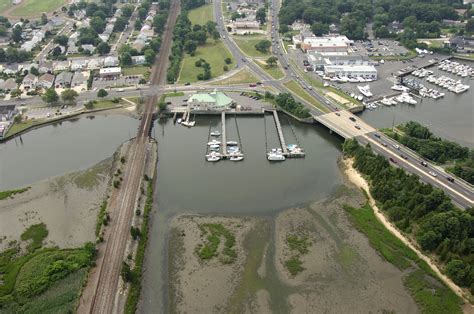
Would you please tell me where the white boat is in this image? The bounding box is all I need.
[267,153,285,161]
[391,84,408,92]
[177,118,182,124]
[357,95,363,101]
[209,144,220,150]
[207,140,221,146]
[357,85,373,97]
[230,155,244,161]
[181,120,195,127]
[380,98,393,106]
[210,131,221,136]
[227,141,238,146]
[206,155,220,162]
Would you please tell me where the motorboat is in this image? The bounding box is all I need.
[267,153,285,161]
[207,140,221,146]
[391,84,408,92]
[210,131,221,136]
[357,85,373,97]
[206,152,221,162]
[357,95,363,101]
[226,141,238,146]
[181,120,195,127]
[177,118,182,124]
[380,98,393,106]
[209,144,220,150]
[230,155,244,161]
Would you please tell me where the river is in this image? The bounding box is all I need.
[0,113,139,191]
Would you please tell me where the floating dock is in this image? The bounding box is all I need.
[272,110,288,155]
[221,111,227,157]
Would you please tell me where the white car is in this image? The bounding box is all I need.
[429,171,437,177]
[393,144,400,150]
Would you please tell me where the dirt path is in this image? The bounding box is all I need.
[342,158,473,308]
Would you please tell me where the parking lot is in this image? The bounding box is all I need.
[92,75,142,90]
[353,39,408,58]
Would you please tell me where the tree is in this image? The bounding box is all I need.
[446,259,471,287]
[30,66,39,76]
[114,17,128,32]
[122,5,133,18]
[12,25,22,43]
[466,18,474,33]
[41,13,48,25]
[224,57,232,64]
[96,42,111,55]
[254,40,271,53]
[90,16,106,34]
[120,52,132,66]
[42,88,59,105]
[61,89,78,105]
[10,89,21,98]
[184,40,197,54]
[97,89,108,98]
[231,12,241,21]
[311,22,329,36]
[266,56,278,67]
[256,8,266,25]
[121,261,133,282]
[138,7,148,20]
[134,20,143,31]
[54,35,69,46]
[144,48,156,64]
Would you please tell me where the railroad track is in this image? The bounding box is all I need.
[84,0,181,313]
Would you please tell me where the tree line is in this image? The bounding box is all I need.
[278,0,465,41]
[385,121,473,184]
[343,139,474,293]
[274,93,310,118]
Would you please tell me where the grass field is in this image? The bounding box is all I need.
[188,4,214,25]
[0,0,11,14]
[233,35,271,57]
[255,61,285,80]
[122,66,150,76]
[5,118,43,138]
[178,41,235,84]
[10,0,66,16]
[210,68,258,85]
[284,81,328,113]
[345,204,462,313]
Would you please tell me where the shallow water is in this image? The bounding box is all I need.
[0,114,139,190]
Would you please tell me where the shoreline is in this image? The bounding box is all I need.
[341,157,472,306]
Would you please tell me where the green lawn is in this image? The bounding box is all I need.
[5,118,43,138]
[210,68,258,85]
[233,35,271,57]
[123,66,150,76]
[255,61,285,80]
[188,3,214,25]
[178,41,235,84]
[91,99,124,109]
[0,0,11,14]
[284,81,328,113]
[10,0,66,16]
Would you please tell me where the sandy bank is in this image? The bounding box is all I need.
[0,158,113,251]
[341,157,472,307]
[168,215,256,313]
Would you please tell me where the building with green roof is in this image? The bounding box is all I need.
[187,90,234,111]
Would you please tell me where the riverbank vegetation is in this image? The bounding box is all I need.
[0,187,30,201]
[284,233,310,276]
[274,92,310,119]
[343,139,474,296]
[125,180,154,314]
[0,223,95,312]
[384,121,473,184]
[197,223,236,264]
[345,203,462,313]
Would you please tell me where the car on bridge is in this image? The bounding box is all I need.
[429,171,437,177]
[420,161,428,167]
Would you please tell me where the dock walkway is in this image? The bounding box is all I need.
[221,111,227,157]
[272,110,288,155]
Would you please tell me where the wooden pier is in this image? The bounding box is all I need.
[221,111,227,157]
[272,110,288,155]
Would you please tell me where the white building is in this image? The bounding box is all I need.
[324,65,377,79]
[301,35,353,53]
[99,67,121,78]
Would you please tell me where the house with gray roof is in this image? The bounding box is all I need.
[55,71,73,88]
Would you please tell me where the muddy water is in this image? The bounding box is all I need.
[140,115,419,313]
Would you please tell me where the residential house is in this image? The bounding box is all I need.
[71,71,87,87]
[87,58,103,70]
[0,78,18,91]
[131,55,146,65]
[38,73,55,89]
[71,59,88,71]
[22,73,37,89]
[54,71,73,88]
[104,56,119,67]
[81,44,95,53]
[38,61,53,74]
[2,63,20,75]
[53,60,70,72]
[133,38,146,51]
[67,43,79,55]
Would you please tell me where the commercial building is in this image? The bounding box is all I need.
[300,35,353,53]
[187,90,234,111]
[99,67,122,78]
[324,64,377,79]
